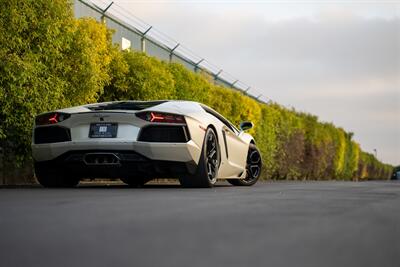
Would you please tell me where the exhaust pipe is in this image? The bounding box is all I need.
[84,153,120,166]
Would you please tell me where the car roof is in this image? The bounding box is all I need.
[85,100,169,111]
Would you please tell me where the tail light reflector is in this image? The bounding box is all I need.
[136,112,185,124]
[35,112,71,126]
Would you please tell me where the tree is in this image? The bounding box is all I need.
[0,0,113,162]
[101,51,175,101]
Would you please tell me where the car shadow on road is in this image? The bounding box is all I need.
[77,182,233,189]
[0,181,233,189]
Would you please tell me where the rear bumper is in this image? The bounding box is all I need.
[34,149,198,178]
[32,140,201,163]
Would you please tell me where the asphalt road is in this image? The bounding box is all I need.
[0,181,399,267]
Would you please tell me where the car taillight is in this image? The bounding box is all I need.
[35,112,71,126]
[136,112,185,124]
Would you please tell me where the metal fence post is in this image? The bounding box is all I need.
[214,69,223,84]
[194,59,204,73]
[141,26,152,53]
[169,43,180,63]
[100,1,113,24]
[141,38,146,52]
[231,80,239,89]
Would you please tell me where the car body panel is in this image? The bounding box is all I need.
[32,100,256,180]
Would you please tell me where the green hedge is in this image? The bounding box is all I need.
[0,0,114,163]
[0,0,392,181]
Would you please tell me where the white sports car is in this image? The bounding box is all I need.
[32,100,262,188]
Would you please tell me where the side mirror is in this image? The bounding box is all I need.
[239,121,253,131]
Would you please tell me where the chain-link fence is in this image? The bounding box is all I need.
[74,0,267,104]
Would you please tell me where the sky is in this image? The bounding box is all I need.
[107,0,399,165]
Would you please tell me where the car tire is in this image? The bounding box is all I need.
[35,164,80,188]
[227,144,262,186]
[120,177,152,187]
[179,127,220,188]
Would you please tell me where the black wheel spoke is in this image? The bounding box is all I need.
[227,144,261,187]
[205,131,219,183]
[208,147,216,158]
[179,128,220,188]
[245,149,261,182]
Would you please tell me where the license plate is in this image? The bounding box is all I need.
[89,123,118,138]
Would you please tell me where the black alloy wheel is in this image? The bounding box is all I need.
[179,127,220,188]
[205,129,219,184]
[227,143,262,186]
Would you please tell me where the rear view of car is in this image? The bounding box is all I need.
[32,101,201,187]
[32,100,262,188]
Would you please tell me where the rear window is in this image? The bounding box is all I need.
[87,101,167,111]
